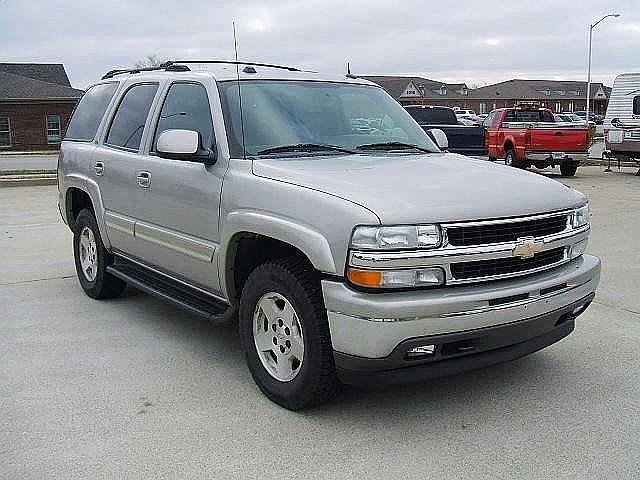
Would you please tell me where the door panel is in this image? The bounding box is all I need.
[132,81,224,293]
[94,147,139,253]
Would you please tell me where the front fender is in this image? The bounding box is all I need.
[220,210,337,274]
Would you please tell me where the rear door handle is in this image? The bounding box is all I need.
[137,171,151,188]
[94,162,104,176]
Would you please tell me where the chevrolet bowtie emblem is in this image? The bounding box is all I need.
[513,237,544,259]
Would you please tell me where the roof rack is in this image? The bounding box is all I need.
[173,60,300,72]
[101,59,301,80]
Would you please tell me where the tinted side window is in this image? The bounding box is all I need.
[405,107,456,125]
[106,83,158,151]
[65,83,118,141]
[634,96,640,116]
[153,83,214,150]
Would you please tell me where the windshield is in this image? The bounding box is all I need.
[218,80,439,157]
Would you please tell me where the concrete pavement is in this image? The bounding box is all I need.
[1,166,638,479]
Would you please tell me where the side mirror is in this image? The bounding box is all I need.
[428,128,449,150]
[157,129,216,164]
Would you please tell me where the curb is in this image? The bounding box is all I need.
[0,174,57,187]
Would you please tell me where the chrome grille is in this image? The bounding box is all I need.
[450,247,566,280]
[446,214,569,246]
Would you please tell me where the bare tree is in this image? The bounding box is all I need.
[133,55,166,69]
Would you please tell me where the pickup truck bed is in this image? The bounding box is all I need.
[405,105,487,156]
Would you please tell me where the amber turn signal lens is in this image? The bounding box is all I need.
[347,268,383,288]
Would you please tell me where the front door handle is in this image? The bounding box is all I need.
[94,162,104,176]
[137,171,151,188]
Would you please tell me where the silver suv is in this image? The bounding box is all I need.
[58,61,600,409]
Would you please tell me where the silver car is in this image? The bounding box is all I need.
[58,61,600,409]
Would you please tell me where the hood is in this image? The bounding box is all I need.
[252,153,586,224]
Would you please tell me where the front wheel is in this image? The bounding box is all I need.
[73,208,126,299]
[238,257,340,410]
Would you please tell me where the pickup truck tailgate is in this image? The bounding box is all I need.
[529,127,589,152]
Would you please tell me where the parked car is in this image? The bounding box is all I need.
[455,109,476,116]
[603,72,640,167]
[485,106,589,176]
[555,113,596,137]
[58,61,600,409]
[573,110,602,125]
[405,105,487,155]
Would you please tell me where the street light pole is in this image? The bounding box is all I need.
[586,14,620,120]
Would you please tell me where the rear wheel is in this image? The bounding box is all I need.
[505,149,525,168]
[560,163,578,177]
[73,209,126,299]
[238,257,340,410]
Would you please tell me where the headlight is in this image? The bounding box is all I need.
[347,267,445,289]
[351,225,441,250]
[572,204,590,229]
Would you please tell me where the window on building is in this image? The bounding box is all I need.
[439,85,447,95]
[0,116,10,146]
[633,96,640,116]
[46,115,62,143]
[106,83,158,151]
[479,102,487,114]
[568,101,574,112]
[153,82,214,152]
[555,102,561,112]
[66,82,119,141]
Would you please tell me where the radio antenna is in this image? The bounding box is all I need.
[233,21,247,160]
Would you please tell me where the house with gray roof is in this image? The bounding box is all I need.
[0,63,83,151]
[362,75,611,116]
[466,79,611,115]
[361,76,473,109]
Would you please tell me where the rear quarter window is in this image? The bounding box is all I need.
[65,83,118,141]
[105,83,159,151]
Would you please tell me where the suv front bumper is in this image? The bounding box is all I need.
[322,254,600,385]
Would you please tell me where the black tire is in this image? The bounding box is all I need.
[560,163,578,177]
[505,149,524,168]
[238,257,340,410]
[73,208,126,299]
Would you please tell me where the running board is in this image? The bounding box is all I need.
[106,258,234,325]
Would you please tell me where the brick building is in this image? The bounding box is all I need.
[363,75,611,115]
[0,63,83,151]
[467,79,611,115]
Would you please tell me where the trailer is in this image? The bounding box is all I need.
[603,73,640,174]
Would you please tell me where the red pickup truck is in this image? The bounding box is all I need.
[484,107,589,176]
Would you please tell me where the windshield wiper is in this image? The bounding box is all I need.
[355,141,434,153]
[255,143,356,155]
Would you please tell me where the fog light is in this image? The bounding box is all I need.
[572,303,588,315]
[406,344,436,358]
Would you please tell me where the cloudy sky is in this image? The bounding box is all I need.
[1,0,638,89]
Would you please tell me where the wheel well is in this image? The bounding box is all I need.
[504,140,514,152]
[66,188,94,233]
[226,233,312,307]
